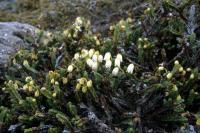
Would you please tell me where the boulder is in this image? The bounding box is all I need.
[0,0,16,12]
[0,22,37,70]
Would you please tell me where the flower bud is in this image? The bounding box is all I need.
[96,40,100,45]
[81,49,89,58]
[23,60,29,66]
[76,83,81,90]
[166,72,173,80]
[50,79,55,84]
[165,92,169,96]
[76,17,83,25]
[25,76,32,82]
[158,66,164,71]
[92,54,98,62]
[186,68,191,72]
[35,90,40,97]
[190,73,194,79]
[127,64,134,74]
[116,54,123,62]
[94,51,100,56]
[174,60,179,66]
[138,38,143,42]
[109,26,114,31]
[93,36,97,40]
[14,83,18,89]
[32,98,36,102]
[182,70,186,76]
[55,81,59,85]
[127,18,133,23]
[178,67,184,72]
[104,52,111,61]
[86,58,93,67]
[114,58,121,68]
[120,25,126,31]
[144,7,151,14]
[2,87,6,91]
[79,78,85,85]
[92,62,98,71]
[29,80,34,86]
[19,100,23,105]
[62,77,68,84]
[98,55,103,62]
[52,92,57,97]
[28,86,33,92]
[67,65,74,72]
[89,49,95,57]
[63,30,69,36]
[143,44,148,49]
[144,38,148,41]
[82,86,87,93]
[87,80,92,88]
[176,95,182,101]
[74,53,80,60]
[112,67,119,76]
[68,33,71,38]
[172,85,178,91]
[23,84,28,91]
[41,87,46,91]
[46,32,52,38]
[105,60,112,69]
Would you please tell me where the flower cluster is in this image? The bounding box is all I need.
[76,78,93,93]
[164,60,196,80]
[73,49,135,76]
[23,77,34,92]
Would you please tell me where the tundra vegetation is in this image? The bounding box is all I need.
[0,0,200,132]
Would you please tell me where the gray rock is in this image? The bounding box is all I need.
[174,125,196,133]
[0,0,16,12]
[0,22,37,69]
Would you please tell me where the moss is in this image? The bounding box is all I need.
[16,0,40,10]
[0,11,17,22]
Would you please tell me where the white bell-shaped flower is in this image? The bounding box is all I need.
[81,49,89,58]
[92,61,98,71]
[92,54,98,62]
[105,60,112,69]
[89,49,95,57]
[112,67,119,76]
[94,51,100,56]
[116,54,123,62]
[98,55,103,62]
[86,80,92,88]
[127,64,134,74]
[75,17,83,25]
[104,52,111,61]
[86,58,93,67]
[74,53,80,60]
[115,58,121,68]
[67,65,74,72]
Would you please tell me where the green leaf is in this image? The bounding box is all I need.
[49,109,72,128]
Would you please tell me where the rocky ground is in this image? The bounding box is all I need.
[0,22,37,68]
